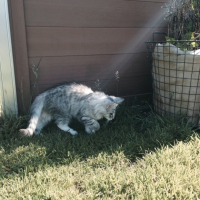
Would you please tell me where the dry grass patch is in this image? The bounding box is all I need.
[1,136,200,199]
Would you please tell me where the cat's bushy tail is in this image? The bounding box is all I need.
[19,94,45,137]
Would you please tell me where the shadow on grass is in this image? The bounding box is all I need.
[0,101,195,178]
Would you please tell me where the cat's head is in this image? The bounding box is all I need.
[103,96,124,121]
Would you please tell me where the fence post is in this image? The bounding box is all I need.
[0,0,18,115]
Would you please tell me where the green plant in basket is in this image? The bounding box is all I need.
[163,0,200,50]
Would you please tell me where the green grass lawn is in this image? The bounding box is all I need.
[0,102,200,199]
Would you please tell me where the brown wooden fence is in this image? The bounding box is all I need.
[8,0,171,113]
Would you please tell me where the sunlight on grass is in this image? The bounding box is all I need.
[0,102,199,199]
[1,136,200,199]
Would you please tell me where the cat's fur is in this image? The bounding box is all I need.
[19,83,124,136]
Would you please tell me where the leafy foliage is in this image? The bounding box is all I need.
[163,0,200,49]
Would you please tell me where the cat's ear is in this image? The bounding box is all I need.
[103,99,118,110]
[109,96,124,104]
[105,103,118,110]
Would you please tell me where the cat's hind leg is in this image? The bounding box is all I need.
[34,111,52,135]
[55,117,78,135]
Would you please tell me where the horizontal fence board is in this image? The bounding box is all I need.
[28,53,150,85]
[30,76,151,99]
[118,76,151,96]
[24,0,169,28]
[26,27,167,57]
[136,0,170,2]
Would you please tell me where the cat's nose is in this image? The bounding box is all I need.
[110,113,114,120]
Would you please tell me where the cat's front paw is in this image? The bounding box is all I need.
[85,127,95,134]
[70,130,78,135]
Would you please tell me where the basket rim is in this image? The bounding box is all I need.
[145,40,200,43]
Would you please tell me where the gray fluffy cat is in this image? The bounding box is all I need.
[19,83,124,136]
